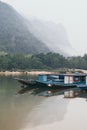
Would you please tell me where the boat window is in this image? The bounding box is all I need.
[80,76,85,82]
[74,76,80,82]
[74,76,86,82]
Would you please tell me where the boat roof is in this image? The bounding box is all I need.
[62,73,87,77]
[39,73,87,77]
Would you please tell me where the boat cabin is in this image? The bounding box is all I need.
[38,73,87,85]
[64,74,87,84]
[38,74,64,82]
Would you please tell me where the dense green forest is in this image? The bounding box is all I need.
[0,52,87,71]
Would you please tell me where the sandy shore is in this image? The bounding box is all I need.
[0,71,55,76]
[0,69,87,76]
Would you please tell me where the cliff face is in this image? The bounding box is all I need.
[28,18,74,56]
[0,2,49,54]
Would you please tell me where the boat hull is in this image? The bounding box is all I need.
[35,81,77,89]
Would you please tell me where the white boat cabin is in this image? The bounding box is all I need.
[64,74,87,84]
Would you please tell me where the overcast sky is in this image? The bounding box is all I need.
[1,0,87,55]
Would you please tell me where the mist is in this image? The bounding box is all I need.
[1,0,87,55]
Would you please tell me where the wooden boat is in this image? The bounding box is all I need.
[16,73,87,90]
[15,78,36,87]
[36,73,87,88]
[15,73,87,96]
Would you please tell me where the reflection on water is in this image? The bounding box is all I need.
[23,96,69,128]
[0,76,87,130]
[0,94,44,130]
[0,76,44,130]
[21,98,87,130]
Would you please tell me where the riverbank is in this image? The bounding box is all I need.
[0,69,87,76]
[0,71,55,76]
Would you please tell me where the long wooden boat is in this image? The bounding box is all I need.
[15,73,87,90]
[15,73,87,96]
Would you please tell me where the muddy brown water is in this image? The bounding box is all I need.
[0,75,87,130]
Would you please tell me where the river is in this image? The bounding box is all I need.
[0,75,87,130]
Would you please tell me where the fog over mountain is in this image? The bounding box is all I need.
[0,1,75,56]
[28,18,75,56]
[0,2,49,54]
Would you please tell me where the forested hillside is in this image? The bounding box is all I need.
[0,53,87,70]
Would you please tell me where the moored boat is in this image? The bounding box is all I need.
[15,73,87,97]
[16,73,87,90]
[36,73,86,87]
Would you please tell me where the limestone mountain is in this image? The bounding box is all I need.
[28,18,75,56]
[0,2,49,54]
